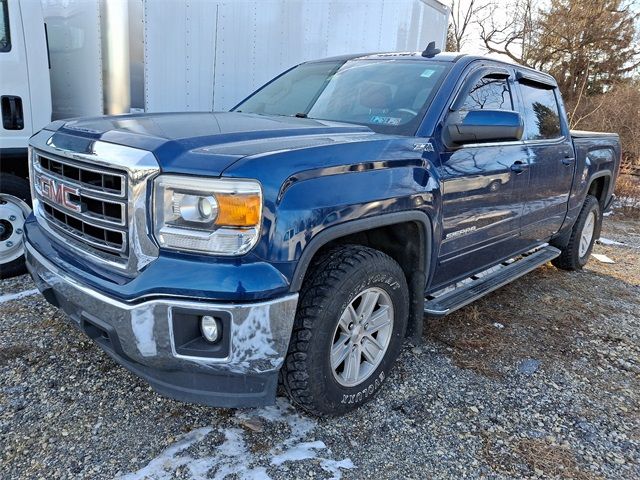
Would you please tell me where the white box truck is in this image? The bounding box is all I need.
[0,0,449,277]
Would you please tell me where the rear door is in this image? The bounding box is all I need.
[432,66,530,288]
[515,73,575,241]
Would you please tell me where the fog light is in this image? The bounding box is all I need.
[200,315,220,343]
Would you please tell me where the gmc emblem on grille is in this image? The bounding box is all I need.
[36,174,82,213]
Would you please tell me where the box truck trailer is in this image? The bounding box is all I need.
[0,0,450,278]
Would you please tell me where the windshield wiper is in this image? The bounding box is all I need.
[294,112,308,118]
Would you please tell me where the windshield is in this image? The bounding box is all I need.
[233,59,449,135]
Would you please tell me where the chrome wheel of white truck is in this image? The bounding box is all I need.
[0,175,32,279]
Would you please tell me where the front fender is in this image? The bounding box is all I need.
[265,162,440,291]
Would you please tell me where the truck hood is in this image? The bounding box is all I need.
[52,112,376,176]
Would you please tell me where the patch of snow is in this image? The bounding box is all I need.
[321,458,356,478]
[618,196,640,208]
[206,428,271,480]
[119,398,354,480]
[592,253,615,264]
[493,322,505,329]
[598,237,626,246]
[271,440,326,465]
[0,288,39,304]
[118,427,213,480]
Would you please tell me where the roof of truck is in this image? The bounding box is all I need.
[307,52,558,87]
[305,51,463,63]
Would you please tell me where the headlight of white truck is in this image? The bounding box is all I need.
[153,175,262,256]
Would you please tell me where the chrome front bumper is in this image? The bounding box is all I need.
[25,240,299,407]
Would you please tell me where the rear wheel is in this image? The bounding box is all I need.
[282,245,409,416]
[0,174,32,279]
[552,195,601,271]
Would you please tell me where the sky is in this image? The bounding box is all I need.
[446,0,640,60]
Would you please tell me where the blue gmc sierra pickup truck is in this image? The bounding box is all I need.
[24,46,620,416]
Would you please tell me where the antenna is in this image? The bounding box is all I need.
[421,41,441,58]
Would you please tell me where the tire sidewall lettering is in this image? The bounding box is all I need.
[340,371,386,405]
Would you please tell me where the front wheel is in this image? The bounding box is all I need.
[282,245,409,416]
[0,174,32,279]
[552,195,601,271]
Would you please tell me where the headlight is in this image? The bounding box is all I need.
[153,175,262,256]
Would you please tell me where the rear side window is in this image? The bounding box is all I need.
[460,76,513,111]
[520,83,562,140]
[0,0,9,52]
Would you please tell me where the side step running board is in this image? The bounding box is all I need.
[424,245,561,316]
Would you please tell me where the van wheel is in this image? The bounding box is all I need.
[0,174,32,279]
[282,245,409,416]
[552,195,601,271]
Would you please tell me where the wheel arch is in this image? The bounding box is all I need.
[289,210,433,342]
[586,170,613,210]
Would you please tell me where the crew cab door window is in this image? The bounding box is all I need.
[460,75,513,111]
[520,83,562,140]
[0,0,10,52]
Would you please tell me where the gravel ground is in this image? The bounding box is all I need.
[1,214,639,480]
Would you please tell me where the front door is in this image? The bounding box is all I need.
[431,70,529,289]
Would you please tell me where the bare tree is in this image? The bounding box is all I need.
[477,0,538,66]
[446,0,488,52]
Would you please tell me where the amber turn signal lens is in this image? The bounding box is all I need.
[215,194,261,226]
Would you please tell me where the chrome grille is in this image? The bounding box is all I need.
[37,154,125,197]
[29,131,160,275]
[33,152,129,261]
[41,203,126,254]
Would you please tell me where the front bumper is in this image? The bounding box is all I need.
[25,241,298,408]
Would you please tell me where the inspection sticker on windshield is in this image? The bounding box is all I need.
[370,116,401,125]
[421,69,437,78]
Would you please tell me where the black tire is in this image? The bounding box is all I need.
[282,244,409,416]
[0,174,32,279]
[552,195,601,271]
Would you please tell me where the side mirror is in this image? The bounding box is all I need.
[443,109,524,148]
